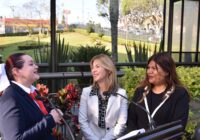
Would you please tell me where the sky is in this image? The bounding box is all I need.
[0,0,110,27]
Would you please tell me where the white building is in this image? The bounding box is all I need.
[0,17,5,34]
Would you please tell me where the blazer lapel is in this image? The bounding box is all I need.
[106,95,116,114]
[12,83,43,114]
[89,95,99,117]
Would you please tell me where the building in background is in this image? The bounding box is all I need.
[0,17,5,34]
[0,17,60,34]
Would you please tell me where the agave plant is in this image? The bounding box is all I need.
[34,34,73,90]
[34,37,50,63]
[124,41,162,63]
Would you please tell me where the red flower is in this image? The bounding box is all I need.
[36,83,49,97]
[64,83,75,91]
[52,128,63,140]
[66,94,72,100]
[56,83,80,111]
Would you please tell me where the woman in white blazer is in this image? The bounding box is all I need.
[79,54,128,140]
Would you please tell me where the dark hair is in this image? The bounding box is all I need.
[5,53,26,81]
[139,52,182,91]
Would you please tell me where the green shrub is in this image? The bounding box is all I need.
[74,28,88,35]
[67,24,76,32]
[71,42,110,63]
[86,21,95,33]
[71,42,111,87]
[177,67,200,100]
[86,26,94,33]
[120,67,200,100]
[0,32,29,37]
[18,45,46,50]
[98,33,104,38]
[90,33,101,40]
[119,67,145,99]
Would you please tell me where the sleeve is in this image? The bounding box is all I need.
[0,95,55,140]
[126,88,141,132]
[78,88,99,140]
[102,90,128,140]
[171,87,189,130]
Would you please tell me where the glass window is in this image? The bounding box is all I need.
[182,1,199,52]
[0,0,50,61]
[172,1,182,52]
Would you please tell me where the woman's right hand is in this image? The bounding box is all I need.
[50,109,63,124]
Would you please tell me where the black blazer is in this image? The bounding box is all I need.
[0,83,56,140]
[126,86,189,132]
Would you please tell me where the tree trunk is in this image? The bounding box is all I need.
[109,0,119,62]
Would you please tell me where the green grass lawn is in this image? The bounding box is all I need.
[38,32,96,46]
[0,32,129,62]
[0,36,32,46]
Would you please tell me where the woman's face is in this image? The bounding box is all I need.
[147,60,168,86]
[14,55,39,87]
[91,59,108,84]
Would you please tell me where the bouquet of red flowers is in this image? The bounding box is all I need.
[56,83,80,111]
[36,83,81,139]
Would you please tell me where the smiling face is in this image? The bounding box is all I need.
[91,59,108,84]
[147,60,168,86]
[13,55,39,87]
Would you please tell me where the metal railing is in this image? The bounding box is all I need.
[39,71,124,79]
[38,62,200,79]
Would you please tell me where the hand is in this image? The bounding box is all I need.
[50,108,63,124]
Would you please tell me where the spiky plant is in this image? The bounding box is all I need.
[34,34,73,91]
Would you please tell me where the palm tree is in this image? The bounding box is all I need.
[109,0,119,62]
[97,0,119,62]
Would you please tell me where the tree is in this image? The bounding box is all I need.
[121,0,134,15]
[109,0,119,62]
[97,0,119,62]
[22,0,50,34]
[121,0,163,15]
[61,14,66,25]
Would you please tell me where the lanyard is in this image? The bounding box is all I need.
[144,91,170,124]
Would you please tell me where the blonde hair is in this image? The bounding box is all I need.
[90,54,118,92]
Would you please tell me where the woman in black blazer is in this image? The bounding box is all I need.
[0,53,62,140]
[127,52,190,135]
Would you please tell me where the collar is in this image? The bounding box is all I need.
[11,81,36,94]
[0,63,10,92]
[89,86,99,96]
[89,86,117,96]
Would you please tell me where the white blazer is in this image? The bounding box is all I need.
[79,86,128,140]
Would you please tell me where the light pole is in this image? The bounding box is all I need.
[63,9,71,30]
[82,0,84,25]
[9,5,16,33]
